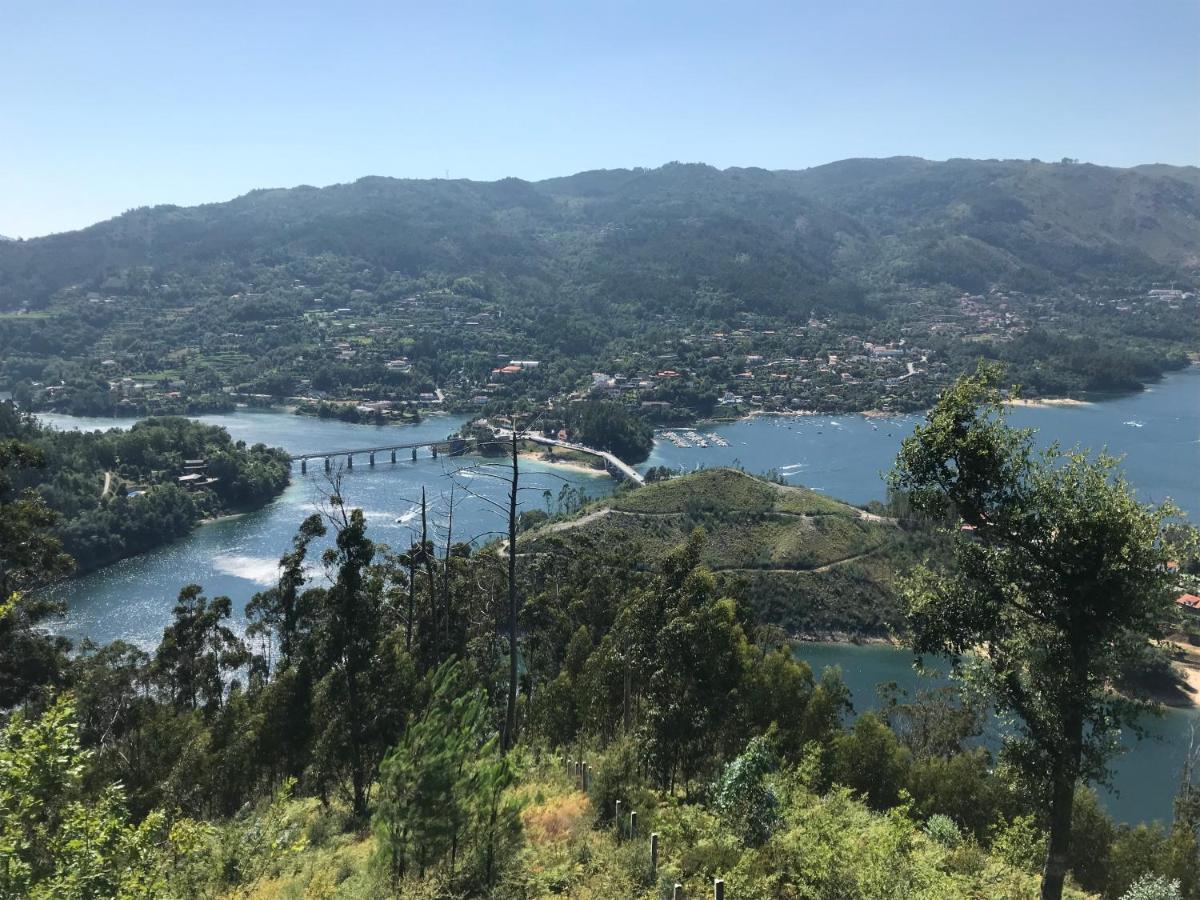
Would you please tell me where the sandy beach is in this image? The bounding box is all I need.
[518,451,608,477]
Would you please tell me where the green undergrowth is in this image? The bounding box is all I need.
[206,751,1092,900]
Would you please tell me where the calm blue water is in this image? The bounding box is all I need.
[39,411,614,648]
[37,367,1199,825]
[795,641,1197,828]
[644,366,1200,515]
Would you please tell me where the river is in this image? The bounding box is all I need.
[40,411,615,647]
[37,366,1200,825]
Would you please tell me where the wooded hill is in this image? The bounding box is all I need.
[2,157,1197,311]
[523,468,931,636]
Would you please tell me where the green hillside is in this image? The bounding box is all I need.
[2,157,1196,420]
[3,158,1196,310]
[524,468,926,635]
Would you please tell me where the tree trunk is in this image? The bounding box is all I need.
[442,483,455,651]
[1040,708,1084,900]
[405,550,416,652]
[503,425,520,750]
[623,665,632,733]
[420,487,438,660]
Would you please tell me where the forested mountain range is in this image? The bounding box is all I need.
[2,157,1196,422]
[2,157,1197,312]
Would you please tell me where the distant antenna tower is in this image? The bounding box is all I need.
[445,169,450,179]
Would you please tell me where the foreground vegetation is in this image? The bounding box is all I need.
[1,370,1197,898]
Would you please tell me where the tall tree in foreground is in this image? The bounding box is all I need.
[890,364,1189,900]
[504,424,519,749]
[373,660,521,890]
[0,438,74,708]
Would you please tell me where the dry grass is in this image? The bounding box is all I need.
[521,789,591,845]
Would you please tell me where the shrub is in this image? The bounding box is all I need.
[1121,874,1182,900]
[714,736,780,847]
[923,813,963,848]
[588,736,655,827]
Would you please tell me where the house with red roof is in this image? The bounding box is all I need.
[1177,593,1200,616]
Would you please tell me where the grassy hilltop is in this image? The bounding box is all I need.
[524,468,931,637]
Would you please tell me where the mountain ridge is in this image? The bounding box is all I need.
[2,156,1197,311]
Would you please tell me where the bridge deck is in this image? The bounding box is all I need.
[291,432,644,485]
[290,437,468,461]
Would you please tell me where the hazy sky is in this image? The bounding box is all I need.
[2,0,1197,237]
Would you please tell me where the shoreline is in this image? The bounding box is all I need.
[792,631,900,647]
[675,364,1198,432]
[1003,396,1092,409]
[517,450,609,478]
[1163,637,1200,710]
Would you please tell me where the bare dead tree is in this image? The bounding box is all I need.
[504,424,519,749]
[443,412,574,750]
[417,486,438,658]
[438,481,460,653]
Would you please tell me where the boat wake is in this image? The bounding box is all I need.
[212,554,283,586]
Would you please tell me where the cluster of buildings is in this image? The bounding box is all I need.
[176,458,219,491]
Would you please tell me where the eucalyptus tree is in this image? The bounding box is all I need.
[890,364,1191,900]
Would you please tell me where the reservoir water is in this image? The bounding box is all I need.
[644,365,1199,514]
[38,367,1200,825]
[41,412,615,647]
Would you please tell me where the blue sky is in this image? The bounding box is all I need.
[2,0,1196,237]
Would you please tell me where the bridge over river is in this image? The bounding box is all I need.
[290,431,643,484]
[290,436,473,472]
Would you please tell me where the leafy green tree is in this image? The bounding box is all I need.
[245,512,326,671]
[1121,875,1183,900]
[715,736,779,847]
[831,712,912,810]
[906,747,1005,841]
[306,504,413,818]
[0,697,166,898]
[737,647,817,758]
[634,543,750,792]
[890,364,1190,900]
[0,438,73,708]
[153,584,249,714]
